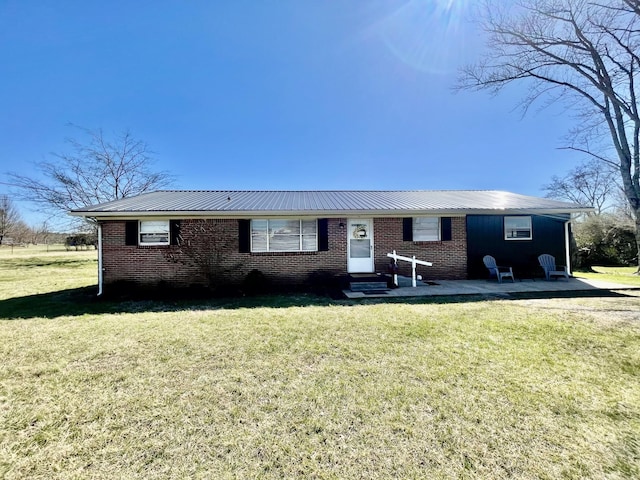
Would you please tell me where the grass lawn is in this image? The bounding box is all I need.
[1,247,639,479]
[574,266,640,287]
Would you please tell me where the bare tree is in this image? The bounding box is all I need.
[164,219,242,290]
[8,220,31,246]
[458,0,640,270]
[543,160,618,214]
[7,126,173,223]
[31,221,51,246]
[0,195,21,245]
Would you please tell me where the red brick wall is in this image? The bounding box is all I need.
[101,218,347,288]
[100,216,468,290]
[373,217,467,280]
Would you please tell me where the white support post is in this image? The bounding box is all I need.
[97,223,103,297]
[392,250,398,287]
[412,256,417,287]
[564,220,572,276]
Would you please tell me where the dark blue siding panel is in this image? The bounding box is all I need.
[466,214,571,279]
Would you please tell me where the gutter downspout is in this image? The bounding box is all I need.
[97,223,104,296]
[564,219,572,277]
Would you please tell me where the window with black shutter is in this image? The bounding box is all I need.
[402,218,413,241]
[441,217,452,241]
[238,219,250,253]
[318,218,329,251]
[405,217,453,242]
[170,220,181,245]
[125,220,138,246]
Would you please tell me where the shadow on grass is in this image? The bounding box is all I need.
[0,287,350,320]
[1,256,94,269]
[0,287,118,320]
[0,285,636,321]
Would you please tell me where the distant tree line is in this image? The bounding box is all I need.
[0,194,85,247]
[64,233,98,250]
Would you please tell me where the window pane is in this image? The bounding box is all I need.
[140,233,169,244]
[270,219,300,235]
[302,235,317,251]
[250,219,318,252]
[140,220,169,234]
[505,216,532,239]
[507,217,530,229]
[350,239,370,258]
[508,229,531,239]
[251,235,268,252]
[251,220,268,252]
[302,220,317,251]
[251,219,268,235]
[302,219,317,235]
[139,220,170,245]
[270,234,300,251]
[413,217,439,241]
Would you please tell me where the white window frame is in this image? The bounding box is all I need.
[413,217,440,241]
[250,218,318,253]
[504,216,532,240]
[139,220,170,246]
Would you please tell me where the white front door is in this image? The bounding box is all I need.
[347,218,374,273]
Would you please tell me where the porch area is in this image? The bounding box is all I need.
[343,275,638,299]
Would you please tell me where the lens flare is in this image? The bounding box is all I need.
[377,0,473,74]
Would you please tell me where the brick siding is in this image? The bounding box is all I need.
[101,218,347,289]
[373,217,467,281]
[100,216,468,291]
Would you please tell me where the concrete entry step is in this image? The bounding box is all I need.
[349,281,389,292]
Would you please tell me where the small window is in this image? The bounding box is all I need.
[139,220,170,245]
[413,217,440,241]
[251,219,317,252]
[505,216,532,240]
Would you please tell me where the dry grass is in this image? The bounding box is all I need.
[1,249,639,479]
[0,245,97,300]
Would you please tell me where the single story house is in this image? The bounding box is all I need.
[70,190,591,294]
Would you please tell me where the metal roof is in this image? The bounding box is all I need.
[70,190,592,218]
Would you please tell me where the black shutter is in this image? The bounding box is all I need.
[170,220,181,245]
[238,219,250,253]
[402,218,413,241]
[125,220,138,246]
[441,217,452,241]
[318,218,329,251]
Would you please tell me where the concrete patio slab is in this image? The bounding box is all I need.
[343,277,638,299]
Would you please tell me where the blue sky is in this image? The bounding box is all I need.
[0,1,583,227]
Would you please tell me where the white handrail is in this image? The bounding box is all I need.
[386,250,433,287]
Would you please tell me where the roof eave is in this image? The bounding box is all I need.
[70,206,594,219]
